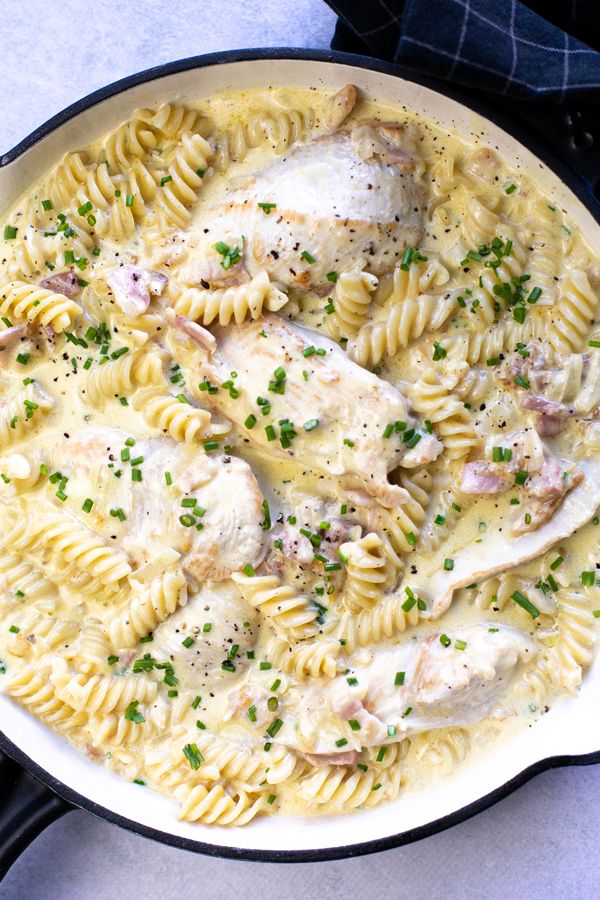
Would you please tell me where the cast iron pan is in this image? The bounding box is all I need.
[1,46,600,878]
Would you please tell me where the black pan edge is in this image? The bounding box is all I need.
[1,45,600,865]
[1,729,598,864]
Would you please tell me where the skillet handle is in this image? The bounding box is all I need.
[0,749,71,881]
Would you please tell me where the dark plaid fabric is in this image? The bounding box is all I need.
[327,0,600,105]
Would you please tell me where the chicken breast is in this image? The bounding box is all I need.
[238,623,535,755]
[419,457,600,618]
[46,427,266,581]
[152,581,259,690]
[173,123,424,290]
[167,314,442,506]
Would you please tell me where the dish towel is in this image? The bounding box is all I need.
[326,0,600,103]
[325,0,600,189]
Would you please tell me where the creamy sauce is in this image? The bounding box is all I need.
[0,86,598,825]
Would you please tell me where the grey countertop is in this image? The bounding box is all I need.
[1,2,599,897]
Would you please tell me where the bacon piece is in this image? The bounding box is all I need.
[350,121,421,171]
[166,309,216,354]
[0,324,28,352]
[403,431,443,468]
[325,84,357,130]
[461,461,510,495]
[39,270,80,297]
[107,266,168,316]
[520,394,574,437]
[513,459,583,535]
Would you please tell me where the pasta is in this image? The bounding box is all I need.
[267,635,341,679]
[3,500,132,588]
[339,532,396,611]
[154,132,213,229]
[132,387,213,443]
[347,288,456,367]
[408,369,478,460]
[1,83,599,831]
[0,280,82,332]
[0,383,54,449]
[109,568,188,648]
[329,271,378,337]
[214,106,314,171]
[547,269,599,353]
[337,594,420,653]
[51,666,158,714]
[86,348,167,405]
[171,271,288,326]
[232,572,319,641]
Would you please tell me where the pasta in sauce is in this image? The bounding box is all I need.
[1,84,599,826]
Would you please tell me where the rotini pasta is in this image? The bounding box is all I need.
[86,348,167,405]
[408,369,478,459]
[214,106,313,171]
[3,500,132,588]
[0,280,82,332]
[132,387,213,442]
[339,532,396,612]
[0,383,54,450]
[154,132,213,229]
[347,289,456,367]
[171,270,287,326]
[109,568,188,648]
[232,572,319,641]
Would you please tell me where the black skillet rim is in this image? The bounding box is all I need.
[1,46,599,864]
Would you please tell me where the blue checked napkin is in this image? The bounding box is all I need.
[327,0,600,105]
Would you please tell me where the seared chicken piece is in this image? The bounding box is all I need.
[152,581,259,690]
[173,123,424,290]
[46,427,266,581]
[168,314,442,507]
[234,624,535,755]
[420,458,600,618]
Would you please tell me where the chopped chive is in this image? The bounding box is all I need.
[512,590,540,618]
[394,671,405,686]
[266,718,283,737]
[123,700,145,724]
[183,742,204,770]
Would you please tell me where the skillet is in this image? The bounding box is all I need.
[1,46,600,874]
